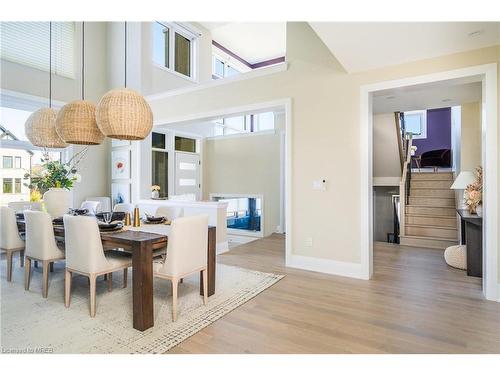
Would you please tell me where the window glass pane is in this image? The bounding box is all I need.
[153,22,169,68]
[405,113,424,135]
[152,132,166,149]
[15,178,21,193]
[3,179,13,193]
[224,116,246,132]
[255,112,275,131]
[14,156,21,168]
[152,151,168,198]
[175,136,196,153]
[214,58,224,77]
[174,33,191,77]
[3,156,13,168]
[214,125,224,137]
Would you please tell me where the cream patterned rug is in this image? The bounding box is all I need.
[0,258,283,353]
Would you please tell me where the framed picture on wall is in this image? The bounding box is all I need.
[111,139,131,148]
[111,183,131,206]
[111,149,131,179]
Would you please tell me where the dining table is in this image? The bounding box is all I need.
[17,218,217,332]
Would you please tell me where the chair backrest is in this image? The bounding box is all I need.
[63,215,110,274]
[160,215,208,277]
[86,197,111,212]
[24,210,63,260]
[113,203,134,214]
[155,206,184,221]
[80,201,101,215]
[7,201,43,212]
[0,206,25,250]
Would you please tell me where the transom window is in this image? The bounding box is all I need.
[212,45,251,80]
[404,110,427,139]
[212,112,275,137]
[153,22,198,79]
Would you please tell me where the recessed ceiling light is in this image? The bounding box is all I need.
[386,95,395,100]
[468,30,484,37]
[442,98,452,102]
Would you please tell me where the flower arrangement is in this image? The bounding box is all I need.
[151,185,161,192]
[24,149,87,193]
[151,185,161,199]
[464,166,482,214]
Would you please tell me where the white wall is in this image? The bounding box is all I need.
[460,101,482,172]
[373,113,401,186]
[1,22,111,207]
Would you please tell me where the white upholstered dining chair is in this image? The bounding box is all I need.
[86,196,111,212]
[80,200,101,215]
[155,206,184,221]
[1,206,25,282]
[113,203,134,214]
[24,210,65,298]
[153,215,209,322]
[63,215,132,317]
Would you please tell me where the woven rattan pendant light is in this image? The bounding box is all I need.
[96,22,153,140]
[25,22,68,149]
[56,22,104,145]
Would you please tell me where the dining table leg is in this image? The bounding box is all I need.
[200,227,216,297]
[132,240,154,331]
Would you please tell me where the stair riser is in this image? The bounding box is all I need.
[400,236,458,250]
[411,180,453,189]
[412,173,454,181]
[410,189,455,198]
[405,226,458,239]
[408,197,455,206]
[406,206,456,216]
[405,216,457,227]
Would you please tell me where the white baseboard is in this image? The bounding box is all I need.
[216,241,229,255]
[286,254,368,280]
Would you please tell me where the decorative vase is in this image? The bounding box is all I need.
[476,204,483,217]
[151,190,159,199]
[43,188,71,218]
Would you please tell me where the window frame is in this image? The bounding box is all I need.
[14,156,22,169]
[403,110,427,140]
[3,156,13,169]
[211,47,251,80]
[153,22,199,81]
[2,178,13,194]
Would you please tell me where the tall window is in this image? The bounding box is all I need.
[0,22,75,78]
[15,178,21,193]
[3,179,13,194]
[3,156,13,168]
[404,110,427,139]
[153,22,197,79]
[14,156,22,168]
[151,132,168,198]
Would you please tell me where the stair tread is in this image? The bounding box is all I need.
[405,224,457,230]
[410,187,453,190]
[405,213,457,218]
[400,234,458,242]
[406,204,456,208]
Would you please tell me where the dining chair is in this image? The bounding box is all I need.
[24,210,65,298]
[153,215,209,322]
[80,200,101,215]
[86,196,111,212]
[8,201,43,212]
[1,206,25,282]
[113,203,134,214]
[63,215,132,317]
[155,206,184,221]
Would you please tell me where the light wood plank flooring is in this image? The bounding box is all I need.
[168,235,500,353]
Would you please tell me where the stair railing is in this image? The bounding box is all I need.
[394,111,406,172]
[398,135,413,238]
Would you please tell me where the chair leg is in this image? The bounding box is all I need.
[180,278,183,284]
[50,262,54,272]
[202,268,208,305]
[20,250,25,267]
[24,257,31,290]
[172,278,179,322]
[123,268,128,288]
[6,250,13,282]
[103,273,107,281]
[89,274,97,317]
[42,260,49,298]
[34,260,38,268]
[65,269,72,308]
[107,272,113,292]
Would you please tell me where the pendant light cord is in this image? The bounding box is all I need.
[49,22,52,108]
[82,21,85,100]
[124,21,127,88]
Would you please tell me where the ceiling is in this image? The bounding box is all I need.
[309,22,500,73]
[200,22,286,64]
[373,79,482,114]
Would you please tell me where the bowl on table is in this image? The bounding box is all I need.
[95,212,125,222]
[97,221,123,232]
[143,214,166,224]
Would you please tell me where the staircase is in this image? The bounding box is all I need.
[400,172,459,249]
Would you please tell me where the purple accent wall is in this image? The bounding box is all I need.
[212,40,285,70]
[412,107,451,157]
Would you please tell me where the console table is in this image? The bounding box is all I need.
[456,209,482,277]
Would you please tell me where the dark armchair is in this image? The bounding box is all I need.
[420,149,451,169]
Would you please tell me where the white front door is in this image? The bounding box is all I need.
[175,152,201,200]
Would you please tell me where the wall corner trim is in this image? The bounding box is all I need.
[286,254,368,280]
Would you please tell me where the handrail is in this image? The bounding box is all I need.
[394,112,405,172]
[398,135,413,238]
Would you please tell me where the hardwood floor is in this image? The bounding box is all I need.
[168,235,500,353]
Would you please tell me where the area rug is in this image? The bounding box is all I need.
[0,258,284,353]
